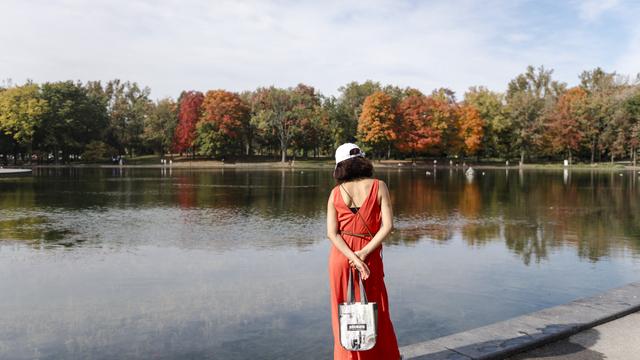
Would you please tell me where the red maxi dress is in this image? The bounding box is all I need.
[329,179,400,359]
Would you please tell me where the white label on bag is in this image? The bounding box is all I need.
[347,324,367,331]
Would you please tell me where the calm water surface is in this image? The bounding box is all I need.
[1,167,640,359]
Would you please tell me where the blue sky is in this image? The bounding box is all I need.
[0,0,638,99]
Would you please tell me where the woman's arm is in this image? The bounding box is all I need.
[355,180,393,260]
[327,190,370,279]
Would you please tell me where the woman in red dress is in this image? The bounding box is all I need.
[326,143,401,360]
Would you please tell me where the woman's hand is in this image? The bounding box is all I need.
[354,249,368,261]
[348,256,370,280]
[348,249,368,267]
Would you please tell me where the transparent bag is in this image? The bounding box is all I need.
[338,269,378,351]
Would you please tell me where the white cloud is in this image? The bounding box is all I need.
[0,0,637,98]
[576,0,620,21]
[615,26,640,79]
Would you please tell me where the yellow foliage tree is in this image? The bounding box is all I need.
[0,84,48,147]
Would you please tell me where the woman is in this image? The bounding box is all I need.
[327,143,400,360]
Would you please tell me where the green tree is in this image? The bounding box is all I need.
[506,66,565,165]
[606,87,640,166]
[579,68,620,163]
[104,80,152,156]
[37,81,107,163]
[253,87,295,162]
[143,98,178,155]
[464,86,512,158]
[289,84,327,158]
[239,91,259,156]
[627,89,640,167]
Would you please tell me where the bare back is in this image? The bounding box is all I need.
[336,178,377,208]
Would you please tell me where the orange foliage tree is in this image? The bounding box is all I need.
[427,90,460,157]
[395,92,446,158]
[457,103,485,157]
[197,90,249,156]
[357,91,397,158]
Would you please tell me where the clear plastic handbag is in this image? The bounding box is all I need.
[338,269,378,351]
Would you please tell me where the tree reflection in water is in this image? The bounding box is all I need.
[388,168,640,265]
[0,168,639,264]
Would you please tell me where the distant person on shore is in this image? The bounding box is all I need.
[326,143,401,359]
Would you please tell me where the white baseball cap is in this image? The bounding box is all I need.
[335,143,365,166]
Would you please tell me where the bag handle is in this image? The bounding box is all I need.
[347,269,368,305]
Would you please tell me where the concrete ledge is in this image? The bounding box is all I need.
[0,168,32,176]
[400,282,640,359]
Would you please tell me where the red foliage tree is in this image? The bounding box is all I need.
[395,92,445,158]
[173,91,204,154]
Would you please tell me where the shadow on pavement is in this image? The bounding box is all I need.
[508,328,604,360]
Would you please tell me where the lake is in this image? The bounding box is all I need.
[1,167,639,359]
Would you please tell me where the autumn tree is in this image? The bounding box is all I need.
[358,91,397,158]
[0,83,48,162]
[174,90,204,156]
[545,87,588,164]
[197,90,249,157]
[430,89,461,157]
[457,103,484,158]
[395,91,445,159]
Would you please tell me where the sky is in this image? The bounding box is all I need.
[1,0,639,99]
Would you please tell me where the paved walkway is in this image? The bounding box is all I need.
[400,282,640,359]
[508,311,640,360]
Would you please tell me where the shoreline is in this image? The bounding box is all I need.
[20,160,640,171]
[0,168,32,176]
[400,281,640,359]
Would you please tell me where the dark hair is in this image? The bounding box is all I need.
[333,156,373,183]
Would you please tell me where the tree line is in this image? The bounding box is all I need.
[1,66,639,166]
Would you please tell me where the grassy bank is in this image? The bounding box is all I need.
[25,155,640,171]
